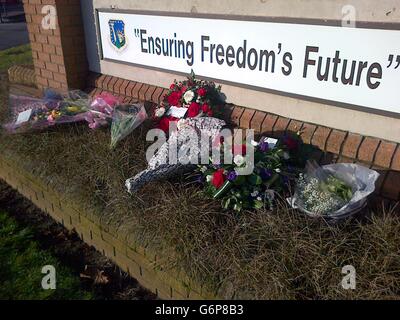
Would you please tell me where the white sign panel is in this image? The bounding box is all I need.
[98,11,400,115]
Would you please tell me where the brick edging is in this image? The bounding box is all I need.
[8,65,36,87]
[0,156,215,300]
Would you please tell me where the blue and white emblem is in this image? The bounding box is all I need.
[108,19,127,51]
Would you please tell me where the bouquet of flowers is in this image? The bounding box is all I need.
[85,92,120,129]
[290,161,380,219]
[197,134,303,212]
[4,90,90,133]
[153,70,224,133]
[110,103,147,149]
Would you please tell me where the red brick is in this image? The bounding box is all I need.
[138,84,149,101]
[36,76,48,87]
[381,171,400,200]
[250,111,266,133]
[261,114,278,134]
[102,75,112,90]
[326,129,347,155]
[357,137,380,163]
[342,133,363,159]
[53,72,67,83]
[300,123,317,144]
[273,116,290,134]
[286,119,303,134]
[239,109,255,129]
[112,78,123,94]
[107,76,118,92]
[230,106,244,126]
[145,86,156,101]
[120,79,130,95]
[47,79,62,89]
[94,74,106,88]
[151,87,164,104]
[131,83,143,99]
[40,69,53,79]
[50,54,64,65]
[311,126,332,151]
[125,81,138,97]
[374,141,397,169]
[45,62,59,73]
[391,146,400,171]
[35,34,48,44]
[47,35,62,46]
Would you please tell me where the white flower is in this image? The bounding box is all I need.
[155,107,165,118]
[200,166,207,173]
[183,90,195,103]
[233,154,245,167]
[251,140,259,147]
[251,190,259,197]
[275,168,281,173]
[283,152,290,160]
[206,175,212,182]
[257,196,262,201]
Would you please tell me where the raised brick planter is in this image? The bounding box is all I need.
[0,155,216,300]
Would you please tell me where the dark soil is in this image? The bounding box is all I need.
[0,180,157,300]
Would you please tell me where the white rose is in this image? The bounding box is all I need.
[183,90,195,103]
[155,107,165,117]
[233,154,245,167]
[206,175,212,182]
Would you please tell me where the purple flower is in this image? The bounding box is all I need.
[259,141,269,152]
[259,168,272,180]
[227,171,237,181]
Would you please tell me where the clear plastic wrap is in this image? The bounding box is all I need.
[289,161,380,219]
[85,92,120,129]
[3,91,122,133]
[110,103,147,149]
[3,90,90,133]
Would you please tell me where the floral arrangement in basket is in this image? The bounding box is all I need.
[196,134,304,212]
[153,71,225,133]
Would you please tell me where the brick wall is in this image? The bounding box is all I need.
[23,0,88,91]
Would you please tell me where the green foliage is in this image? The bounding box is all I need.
[0,45,32,72]
[0,211,93,300]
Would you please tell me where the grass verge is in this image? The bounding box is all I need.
[0,44,32,72]
[0,210,93,300]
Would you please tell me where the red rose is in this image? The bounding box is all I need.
[180,85,187,93]
[202,104,210,113]
[158,116,178,133]
[207,110,213,117]
[283,136,298,150]
[187,102,200,117]
[170,83,176,90]
[212,169,225,189]
[167,91,181,106]
[197,87,207,97]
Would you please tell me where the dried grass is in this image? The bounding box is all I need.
[0,73,399,299]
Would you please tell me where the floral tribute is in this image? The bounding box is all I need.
[153,71,224,133]
[197,134,304,212]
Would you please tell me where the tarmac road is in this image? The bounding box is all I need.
[0,22,29,50]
